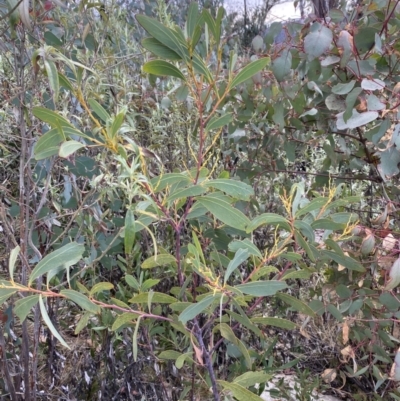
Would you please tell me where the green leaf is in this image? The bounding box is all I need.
[59,140,85,158]
[88,98,110,123]
[251,316,297,329]
[61,289,100,314]
[39,295,70,349]
[229,58,270,89]
[228,239,262,258]
[271,48,292,82]
[196,195,251,231]
[294,230,316,262]
[327,303,343,322]
[111,312,139,331]
[141,254,176,269]
[124,209,135,254]
[203,179,254,201]
[132,316,142,361]
[125,274,140,290]
[167,185,207,203]
[150,173,192,192]
[282,269,312,280]
[233,371,273,388]
[219,323,252,368]
[201,9,217,39]
[58,71,74,91]
[276,293,316,317]
[247,213,291,232]
[236,281,287,297]
[9,245,19,281]
[294,220,314,242]
[158,350,182,360]
[304,24,333,59]
[224,249,250,284]
[179,294,218,324]
[136,15,187,60]
[336,110,378,130]
[110,109,126,138]
[143,60,185,80]
[33,107,73,128]
[321,250,365,272]
[75,311,91,334]
[186,2,199,38]
[29,242,84,285]
[206,113,233,132]
[129,292,177,304]
[295,197,328,217]
[89,282,114,296]
[227,309,263,337]
[218,381,264,401]
[141,38,182,61]
[311,219,345,230]
[0,288,18,304]
[332,80,356,95]
[34,128,65,160]
[43,59,59,103]
[14,295,39,322]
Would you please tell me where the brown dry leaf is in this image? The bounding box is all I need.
[191,335,204,366]
[358,279,364,287]
[321,368,337,383]
[340,345,355,361]
[342,319,349,344]
[383,234,397,252]
[300,326,311,340]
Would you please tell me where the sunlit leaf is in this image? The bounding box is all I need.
[59,140,85,158]
[142,254,176,269]
[218,381,264,401]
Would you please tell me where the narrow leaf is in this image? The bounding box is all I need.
[34,128,64,160]
[142,254,176,269]
[206,113,233,132]
[229,58,270,89]
[29,242,84,285]
[321,250,365,272]
[143,60,185,80]
[39,295,70,349]
[14,295,39,322]
[9,245,20,281]
[247,213,291,232]
[167,185,207,203]
[251,316,297,329]
[61,289,100,314]
[142,37,182,61]
[124,209,136,254]
[229,239,262,258]
[44,59,59,103]
[224,249,250,284]
[33,107,73,128]
[89,282,114,296]
[195,195,251,231]
[129,292,177,304]
[203,179,254,200]
[88,98,111,123]
[111,312,139,331]
[218,381,264,401]
[133,316,142,361]
[236,280,287,296]
[276,293,316,316]
[179,294,218,324]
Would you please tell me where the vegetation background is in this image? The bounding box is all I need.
[0,0,400,400]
